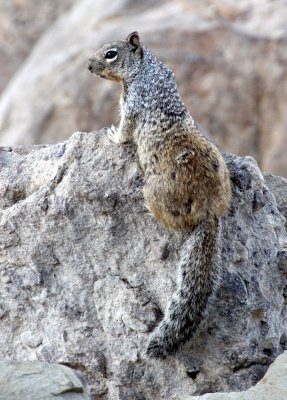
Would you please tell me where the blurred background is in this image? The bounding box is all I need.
[0,0,286,176]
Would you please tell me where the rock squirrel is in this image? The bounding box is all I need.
[88,32,231,358]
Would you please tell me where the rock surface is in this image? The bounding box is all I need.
[185,351,287,400]
[0,0,287,176]
[0,130,287,399]
[0,361,90,400]
[264,173,287,229]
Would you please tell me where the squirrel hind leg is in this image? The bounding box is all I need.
[143,184,200,231]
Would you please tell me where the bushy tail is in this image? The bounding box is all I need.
[146,215,220,358]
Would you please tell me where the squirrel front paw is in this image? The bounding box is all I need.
[106,124,120,144]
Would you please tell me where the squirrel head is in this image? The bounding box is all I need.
[88,31,143,83]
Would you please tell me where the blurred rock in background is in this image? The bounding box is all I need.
[0,0,77,92]
[0,0,286,177]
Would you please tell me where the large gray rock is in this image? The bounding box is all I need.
[0,361,90,400]
[185,351,287,400]
[264,173,287,229]
[0,0,287,177]
[0,130,287,399]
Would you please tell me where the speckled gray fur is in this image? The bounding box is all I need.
[123,48,187,126]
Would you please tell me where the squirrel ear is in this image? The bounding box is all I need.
[126,31,143,57]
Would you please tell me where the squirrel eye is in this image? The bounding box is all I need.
[105,50,117,60]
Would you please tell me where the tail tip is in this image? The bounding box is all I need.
[145,335,168,359]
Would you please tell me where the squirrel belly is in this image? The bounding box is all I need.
[88,31,231,358]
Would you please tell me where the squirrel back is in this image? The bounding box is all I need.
[88,32,231,358]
